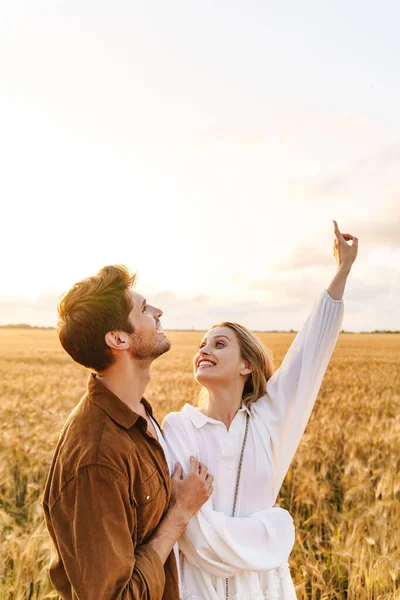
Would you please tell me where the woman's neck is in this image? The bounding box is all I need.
[200,383,244,430]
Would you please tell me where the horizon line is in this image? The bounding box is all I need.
[0,324,399,335]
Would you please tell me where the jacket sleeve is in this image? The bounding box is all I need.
[47,464,165,599]
[162,414,295,577]
[255,289,344,500]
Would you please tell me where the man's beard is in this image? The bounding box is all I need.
[129,331,171,360]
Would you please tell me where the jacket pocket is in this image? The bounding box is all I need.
[133,469,166,543]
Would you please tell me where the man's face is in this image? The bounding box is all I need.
[126,290,171,360]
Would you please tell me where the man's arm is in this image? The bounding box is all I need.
[48,464,166,599]
[47,459,213,600]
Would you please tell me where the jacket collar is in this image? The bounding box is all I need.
[181,402,252,429]
[87,373,154,430]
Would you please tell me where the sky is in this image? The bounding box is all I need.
[1,1,399,331]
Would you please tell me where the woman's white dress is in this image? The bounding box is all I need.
[162,290,344,600]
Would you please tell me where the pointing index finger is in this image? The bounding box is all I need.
[333,220,344,241]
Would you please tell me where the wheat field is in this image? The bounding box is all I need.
[0,328,399,600]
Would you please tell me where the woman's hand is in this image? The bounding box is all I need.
[327,220,358,300]
[333,220,358,271]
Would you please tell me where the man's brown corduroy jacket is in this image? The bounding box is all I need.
[42,373,179,600]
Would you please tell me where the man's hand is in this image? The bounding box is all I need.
[171,456,214,521]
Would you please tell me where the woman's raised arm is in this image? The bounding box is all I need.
[254,221,358,500]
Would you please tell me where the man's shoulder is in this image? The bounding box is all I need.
[65,393,134,456]
[44,395,137,506]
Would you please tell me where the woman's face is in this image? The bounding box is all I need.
[193,326,250,386]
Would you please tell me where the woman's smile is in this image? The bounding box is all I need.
[197,359,216,369]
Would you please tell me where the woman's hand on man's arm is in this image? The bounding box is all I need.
[147,457,214,564]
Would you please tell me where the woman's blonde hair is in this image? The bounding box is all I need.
[198,322,275,408]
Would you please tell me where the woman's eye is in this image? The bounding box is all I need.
[215,341,224,347]
[142,306,147,313]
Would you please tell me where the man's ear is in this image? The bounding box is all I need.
[104,331,130,351]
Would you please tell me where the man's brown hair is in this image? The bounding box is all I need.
[57,265,137,372]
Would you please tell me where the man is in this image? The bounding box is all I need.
[42,265,213,599]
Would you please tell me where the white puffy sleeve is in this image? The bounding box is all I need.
[162,413,295,577]
[254,289,344,500]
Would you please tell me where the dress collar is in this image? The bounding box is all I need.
[181,402,252,429]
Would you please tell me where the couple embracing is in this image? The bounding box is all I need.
[42,221,358,600]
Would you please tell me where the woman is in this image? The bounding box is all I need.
[162,221,358,600]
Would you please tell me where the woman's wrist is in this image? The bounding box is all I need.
[327,262,352,300]
[337,263,352,275]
